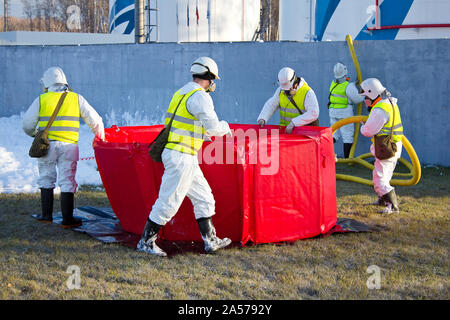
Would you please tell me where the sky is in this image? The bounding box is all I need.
[0,113,103,193]
[2,0,24,18]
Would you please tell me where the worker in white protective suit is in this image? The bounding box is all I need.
[23,67,105,227]
[257,67,319,133]
[137,57,233,257]
[359,78,403,214]
[328,62,364,158]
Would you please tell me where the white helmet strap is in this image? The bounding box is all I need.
[192,62,208,71]
[289,72,296,83]
[192,62,215,79]
[290,72,300,88]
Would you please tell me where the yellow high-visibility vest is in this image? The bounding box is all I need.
[165,88,205,155]
[278,83,311,126]
[329,80,349,109]
[38,91,80,144]
[370,100,403,143]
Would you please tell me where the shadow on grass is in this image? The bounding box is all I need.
[27,206,382,258]
[336,163,450,198]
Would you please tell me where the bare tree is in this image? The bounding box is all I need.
[253,0,279,41]
[3,0,10,31]
[8,0,110,33]
[22,0,35,30]
[41,0,60,31]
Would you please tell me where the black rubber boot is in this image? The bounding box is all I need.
[386,189,400,213]
[36,188,53,223]
[61,192,82,228]
[371,196,386,206]
[136,219,166,256]
[343,143,353,159]
[197,217,231,253]
[379,189,400,214]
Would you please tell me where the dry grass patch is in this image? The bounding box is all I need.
[0,166,448,299]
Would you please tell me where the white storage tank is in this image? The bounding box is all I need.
[109,0,261,42]
[279,0,450,42]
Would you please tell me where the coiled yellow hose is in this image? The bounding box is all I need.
[332,116,421,186]
[345,34,363,159]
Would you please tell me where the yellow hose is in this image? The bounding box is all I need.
[345,35,363,159]
[339,35,421,187]
[331,116,421,186]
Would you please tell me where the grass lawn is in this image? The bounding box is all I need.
[0,165,448,300]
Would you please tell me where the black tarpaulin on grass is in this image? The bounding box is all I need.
[32,206,381,256]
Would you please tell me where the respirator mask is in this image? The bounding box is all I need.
[283,76,300,96]
[206,80,216,93]
[364,97,374,112]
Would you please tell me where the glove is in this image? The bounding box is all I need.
[221,120,232,138]
[285,121,295,134]
[96,131,106,142]
[257,119,265,128]
[225,127,232,138]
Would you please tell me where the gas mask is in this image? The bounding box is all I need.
[206,80,216,93]
[364,97,373,112]
[40,79,48,93]
[283,88,297,97]
[284,80,299,96]
[364,96,381,112]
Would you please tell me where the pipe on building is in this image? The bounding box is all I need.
[368,23,450,31]
[370,1,449,32]
[135,0,145,43]
[375,0,380,29]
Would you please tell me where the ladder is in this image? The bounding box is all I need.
[252,0,270,41]
[145,0,160,42]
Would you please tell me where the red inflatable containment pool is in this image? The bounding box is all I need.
[93,124,337,245]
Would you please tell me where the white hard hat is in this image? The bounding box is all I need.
[359,78,386,100]
[190,57,220,79]
[41,67,68,88]
[278,67,297,90]
[333,62,348,79]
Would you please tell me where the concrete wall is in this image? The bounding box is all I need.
[1,39,449,165]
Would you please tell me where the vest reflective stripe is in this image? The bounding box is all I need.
[329,81,349,109]
[170,126,203,138]
[39,126,79,132]
[39,91,80,144]
[38,116,80,122]
[165,88,205,155]
[371,101,403,143]
[331,93,347,98]
[280,107,300,117]
[379,123,403,135]
[281,115,297,123]
[165,112,197,126]
[278,83,311,126]
[169,140,196,151]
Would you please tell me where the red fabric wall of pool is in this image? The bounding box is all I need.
[93,124,337,245]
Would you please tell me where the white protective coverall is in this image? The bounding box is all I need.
[329,80,364,143]
[360,97,402,196]
[149,81,231,226]
[22,85,105,193]
[256,78,320,127]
